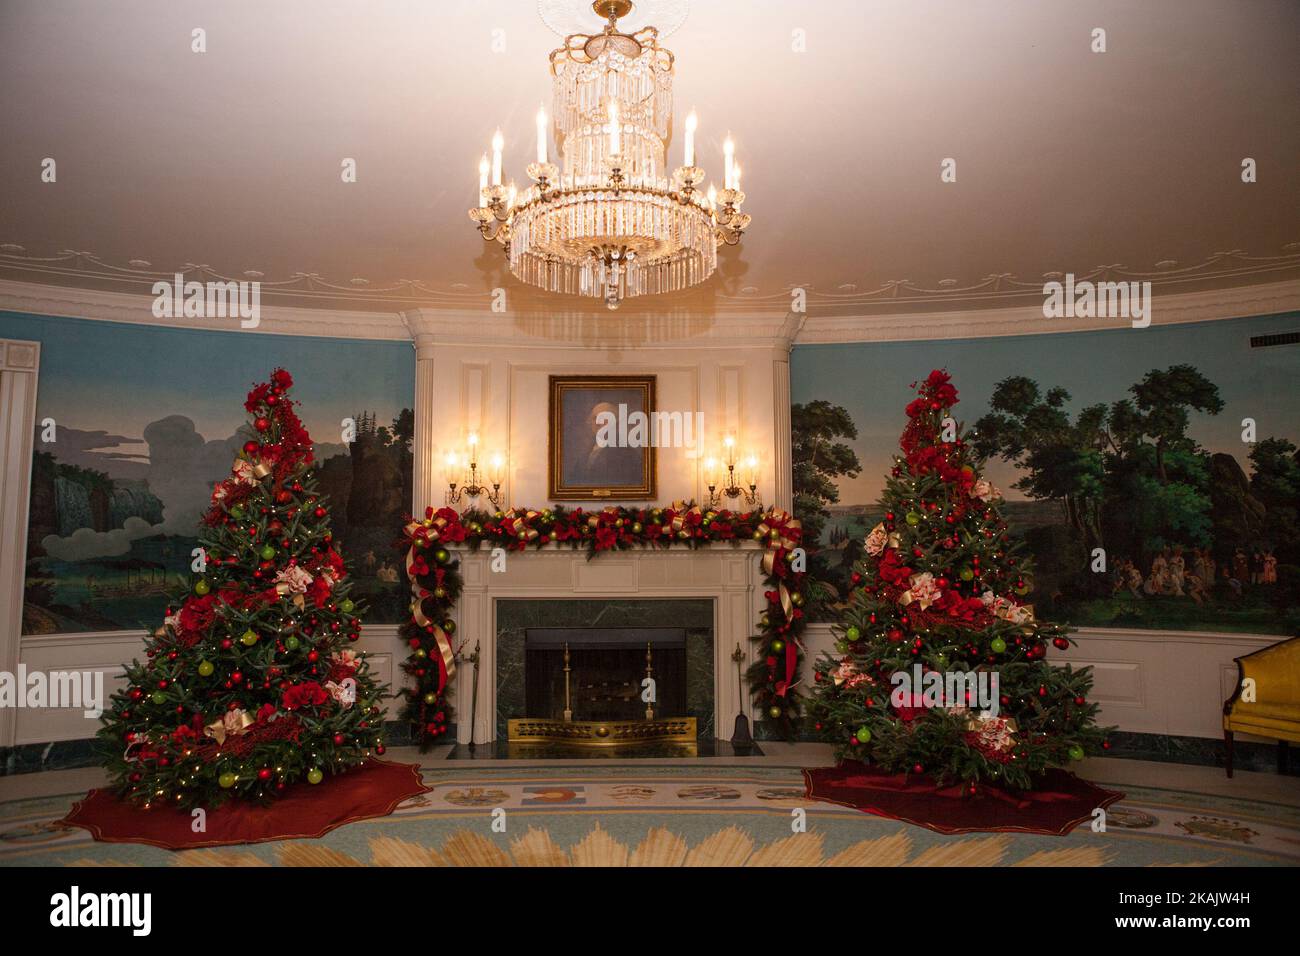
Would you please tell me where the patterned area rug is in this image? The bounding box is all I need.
[2,765,1297,866]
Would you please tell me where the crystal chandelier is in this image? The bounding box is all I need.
[468,0,751,310]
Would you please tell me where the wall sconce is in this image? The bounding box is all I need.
[704,435,761,509]
[444,431,504,509]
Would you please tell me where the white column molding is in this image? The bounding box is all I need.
[407,327,438,518]
[0,339,42,747]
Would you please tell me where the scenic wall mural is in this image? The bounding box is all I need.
[790,312,1300,635]
[0,313,415,634]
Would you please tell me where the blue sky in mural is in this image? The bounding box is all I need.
[792,312,1300,504]
[0,312,414,462]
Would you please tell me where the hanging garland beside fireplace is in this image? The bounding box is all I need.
[397,503,806,748]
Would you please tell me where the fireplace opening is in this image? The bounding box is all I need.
[524,627,687,723]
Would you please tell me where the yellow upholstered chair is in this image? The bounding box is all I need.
[1223,635,1300,777]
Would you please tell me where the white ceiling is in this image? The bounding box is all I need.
[1,0,1297,318]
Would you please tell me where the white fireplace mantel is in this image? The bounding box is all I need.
[447,541,770,745]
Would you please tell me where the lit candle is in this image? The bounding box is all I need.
[535,106,548,165]
[444,451,460,482]
[491,130,503,186]
[608,99,620,156]
[478,153,489,204]
[489,452,505,485]
[507,181,516,208]
[707,183,717,210]
[723,135,735,190]
[732,162,742,191]
[684,110,697,167]
[703,457,718,487]
[744,455,759,486]
[722,434,736,466]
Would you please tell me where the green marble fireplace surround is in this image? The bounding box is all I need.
[495,599,715,741]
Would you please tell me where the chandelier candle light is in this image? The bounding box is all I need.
[468,0,752,310]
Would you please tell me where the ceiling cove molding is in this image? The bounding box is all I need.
[399,307,797,352]
[0,279,409,341]
[1,277,1297,349]
[793,279,1300,345]
[2,247,1298,317]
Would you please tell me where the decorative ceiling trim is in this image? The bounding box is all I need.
[794,278,1300,344]
[1,277,1297,350]
[0,279,409,341]
[0,244,1297,317]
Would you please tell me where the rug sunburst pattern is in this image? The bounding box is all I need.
[61,824,1214,867]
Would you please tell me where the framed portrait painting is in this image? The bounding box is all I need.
[549,375,657,500]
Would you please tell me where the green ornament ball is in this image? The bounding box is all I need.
[197,661,215,677]
[229,504,245,519]
[193,579,210,596]
[443,620,456,634]
[845,625,861,642]
[260,544,276,560]
[151,691,166,705]
[340,598,355,614]
[856,726,872,744]
[423,692,437,705]
[306,768,324,785]
[218,772,238,789]
[414,648,427,658]
[990,637,1007,654]
[770,639,785,653]
[240,629,259,646]
[960,567,974,582]
[1016,583,1031,596]
[835,641,849,654]
[631,522,643,534]
[905,511,921,526]
[434,548,450,564]
[768,706,783,719]
[285,636,300,652]
[1068,745,1086,761]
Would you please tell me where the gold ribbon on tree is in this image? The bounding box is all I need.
[274,581,306,610]
[204,709,253,745]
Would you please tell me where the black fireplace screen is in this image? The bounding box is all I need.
[524,627,688,723]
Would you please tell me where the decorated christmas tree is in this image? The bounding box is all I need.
[807,370,1109,791]
[98,369,386,808]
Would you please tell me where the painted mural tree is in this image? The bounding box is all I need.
[1248,438,1300,561]
[976,366,1225,572]
[807,370,1109,790]
[792,400,862,544]
[972,378,1109,551]
[792,400,862,603]
[1103,366,1222,561]
[98,369,386,808]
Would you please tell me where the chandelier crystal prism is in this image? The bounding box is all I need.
[469,0,751,310]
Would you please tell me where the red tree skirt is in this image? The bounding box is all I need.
[61,759,430,851]
[804,761,1124,836]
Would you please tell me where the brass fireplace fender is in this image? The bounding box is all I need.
[506,717,697,747]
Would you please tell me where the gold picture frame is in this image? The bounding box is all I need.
[549,375,657,500]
